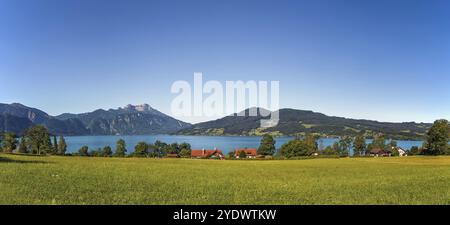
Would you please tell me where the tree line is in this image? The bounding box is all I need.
[0,125,67,155]
[75,139,192,158]
[1,119,448,158]
[274,119,450,158]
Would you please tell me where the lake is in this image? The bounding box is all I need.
[63,135,424,154]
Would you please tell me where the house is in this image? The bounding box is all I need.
[369,148,392,157]
[393,147,408,157]
[234,148,257,159]
[191,149,224,159]
[398,148,407,157]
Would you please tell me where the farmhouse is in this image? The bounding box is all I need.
[369,148,392,157]
[191,149,224,159]
[393,147,408,157]
[234,148,257,159]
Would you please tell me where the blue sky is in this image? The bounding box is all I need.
[1,0,449,123]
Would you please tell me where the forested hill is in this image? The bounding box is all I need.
[176,108,432,140]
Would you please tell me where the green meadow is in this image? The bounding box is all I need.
[0,154,449,205]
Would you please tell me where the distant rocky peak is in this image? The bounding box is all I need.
[123,104,152,112]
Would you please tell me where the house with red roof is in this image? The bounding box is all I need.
[191,149,224,159]
[234,148,257,159]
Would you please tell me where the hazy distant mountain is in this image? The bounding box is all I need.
[55,104,191,135]
[0,103,51,124]
[0,103,87,135]
[176,108,432,140]
[0,103,190,135]
[0,114,34,135]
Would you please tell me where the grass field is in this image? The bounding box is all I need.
[0,154,449,205]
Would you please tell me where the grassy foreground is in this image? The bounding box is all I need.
[0,154,449,205]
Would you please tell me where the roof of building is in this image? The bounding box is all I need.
[370,148,392,154]
[191,149,223,157]
[234,148,257,156]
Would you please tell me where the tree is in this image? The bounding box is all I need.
[57,136,67,155]
[322,146,338,155]
[147,144,158,157]
[388,140,398,148]
[304,134,319,151]
[168,143,180,154]
[179,142,191,152]
[102,146,113,157]
[424,119,449,155]
[114,139,127,157]
[280,135,317,158]
[239,150,247,159]
[154,140,168,155]
[257,134,276,156]
[178,142,191,158]
[2,132,17,153]
[409,146,421,155]
[90,148,103,157]
[79,146,89,156]
[337,136,352,157]
[52,136,58,154]
[24,125,52,155]
[179,148,191,158]
[370,135,386,151]
[18,137,28,153]
[388,140,399,156]
[134,142,149,157]
[353,135,366,156]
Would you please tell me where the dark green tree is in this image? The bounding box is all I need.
[168,143,180,154]
[353,135,366,156]
[280,136,317,158]
[78,146,89,156]
[134,142,149,157]
[90,148,103,157]
[227,151,235,159]
[239,150,247,159]
[424,119,449,155]
[57,136,67,155]
[179,148,191,158]
[322,146,338,155]
[154,140,168,154]
[2,132,17,153]
[24,126,52,155]
[53,136,58,154]
[257,134,276,156]
[102,146,113,157]
[388,140,399,156]
[18,137,28,153]
[409,146,421,155]
[114,139,127,157]
[178,142,191,158]
[370,135,386,151]
[337,136,352,157]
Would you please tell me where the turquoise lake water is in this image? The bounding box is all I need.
[63,135,424,154]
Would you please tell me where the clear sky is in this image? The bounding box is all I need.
[1,0,449,124]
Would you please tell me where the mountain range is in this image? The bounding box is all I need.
[0,103,190,135]
[0,103,432,140]
[176,108,432,140]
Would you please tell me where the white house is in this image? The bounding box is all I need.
[397,147,407,157]
[392,147,408,157]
